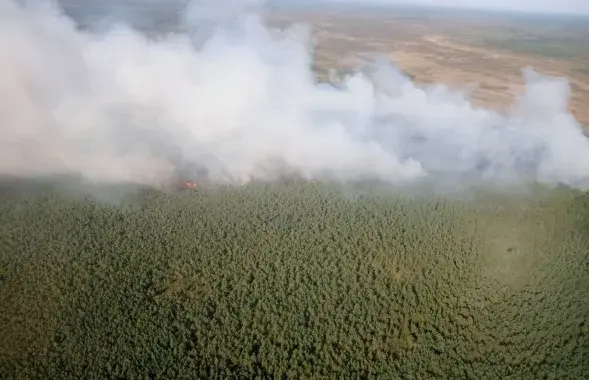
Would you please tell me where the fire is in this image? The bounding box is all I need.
[181,181,197,189]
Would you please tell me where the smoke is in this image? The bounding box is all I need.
[1,0,589,191]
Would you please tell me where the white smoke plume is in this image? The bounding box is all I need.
[1,0,588,190]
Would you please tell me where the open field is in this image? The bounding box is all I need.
[267,6,589,127]
[59,2,589,125]
[1,178,588,378]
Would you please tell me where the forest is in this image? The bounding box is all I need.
[1,178,588,379]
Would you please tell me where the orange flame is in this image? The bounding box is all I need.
[182,181,197,189]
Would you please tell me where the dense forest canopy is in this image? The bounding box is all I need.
[1,177,588,379]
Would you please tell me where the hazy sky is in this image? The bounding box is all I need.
[326,0,589,15]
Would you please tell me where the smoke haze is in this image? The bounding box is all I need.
[1,0,589,191]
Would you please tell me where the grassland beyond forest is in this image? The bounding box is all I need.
[1,178,588,379]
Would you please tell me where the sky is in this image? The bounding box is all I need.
[54,0,589,16]
[320,0,589,15]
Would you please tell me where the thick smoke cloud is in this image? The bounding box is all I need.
[1,0,588,190]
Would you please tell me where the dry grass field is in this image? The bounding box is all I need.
[267,6,589,127]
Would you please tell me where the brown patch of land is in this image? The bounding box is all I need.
[266,8,589,127]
